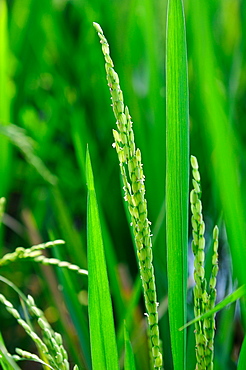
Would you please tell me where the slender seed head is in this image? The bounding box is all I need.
[190,155,219,370]
[93,22,162,368]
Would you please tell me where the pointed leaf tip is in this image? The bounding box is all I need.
[85,147,94,191]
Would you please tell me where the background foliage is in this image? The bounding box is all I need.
[0,0,246,369]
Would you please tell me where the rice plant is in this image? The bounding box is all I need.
[190,156,219,369]
[0,0,246,369]
[93,21,162,369]
[0,288,79,370]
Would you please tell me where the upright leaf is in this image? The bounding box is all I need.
[237,334,246,370]
[0,332,21,370]
[189,0,246,291]
[124,322,136,370]
[0,0,11,199]
[86,148,119,369]
[166,0,189,368]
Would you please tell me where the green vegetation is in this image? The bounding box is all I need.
[190,156,219,369]
[0,0,246,369]
[93,21,162,368]
[166,1,188,368]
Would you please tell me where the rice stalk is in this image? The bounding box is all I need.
[93,22,162,369]
[0,292,79,370]
[190,155,219,369]
[0,239,88,276]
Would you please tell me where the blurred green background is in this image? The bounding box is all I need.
[0,0,246,369]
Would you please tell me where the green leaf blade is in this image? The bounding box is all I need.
[189,0,246,290]
[86,148,119,370]
[0,332,22,370]
[166,0,189,369]
[238,334,246,370]
[124,322,136,370]
[0,0,12,201]
[180,285,246,331]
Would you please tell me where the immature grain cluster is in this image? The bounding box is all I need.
[93,22,162,369]
[0,293,79,369]
[0,239,88,276]
[190,155,219,370]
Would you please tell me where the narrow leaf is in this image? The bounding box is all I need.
[124,322,136,370]
[0,0,11,202]
[86,147,119,369]
[238,334,246,370]
[189,0,246,290]
[179,285,246,331]
[0,333,22,370]
[166,0,189,369]
[0,0,10,123]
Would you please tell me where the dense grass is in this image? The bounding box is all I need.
[0,0,246,369]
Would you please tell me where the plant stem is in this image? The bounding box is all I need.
[93,22,163,369]
[190,155,219,370]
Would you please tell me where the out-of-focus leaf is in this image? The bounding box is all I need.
[124,322,136,370]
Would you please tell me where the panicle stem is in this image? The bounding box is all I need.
[93,22,163,369]
[190,155,219,370]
